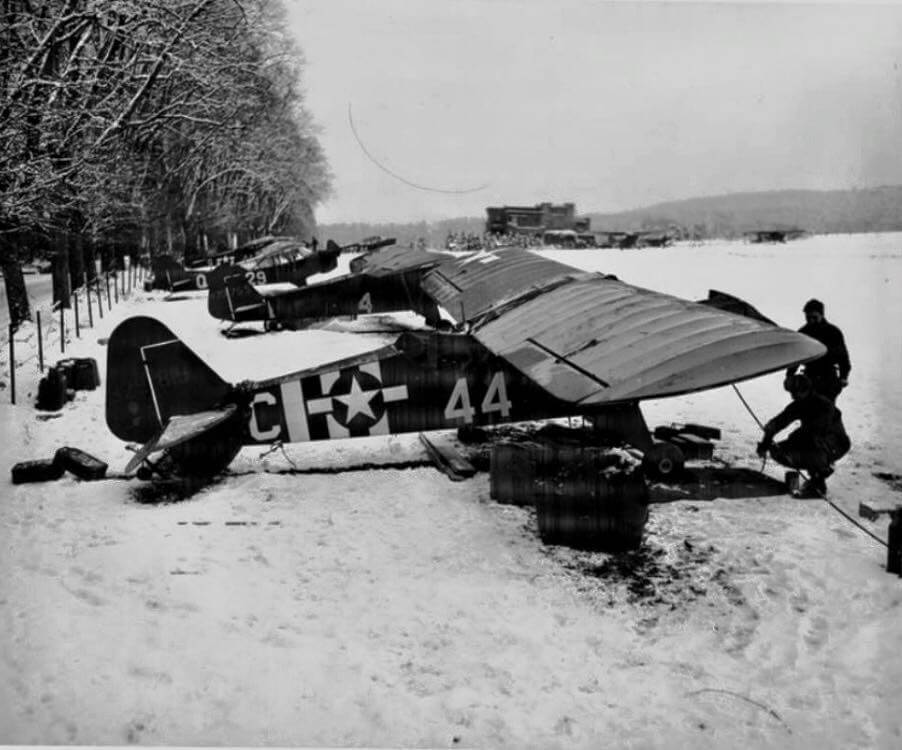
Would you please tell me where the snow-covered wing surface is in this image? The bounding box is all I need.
[418,248,827,405]
[256,282,298,296]
[123,405,238,474]
[349,246,448,277]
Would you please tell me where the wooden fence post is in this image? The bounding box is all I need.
[36,310,44,371]
[85,275,94,328]
[59,302,65,353]
[9,324,15,404]
[74,292,80,338]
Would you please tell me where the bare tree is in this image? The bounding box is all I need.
[0,0,331,328]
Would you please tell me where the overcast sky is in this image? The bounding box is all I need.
[284,1,902,224]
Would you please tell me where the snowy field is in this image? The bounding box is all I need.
[1,233,901,748]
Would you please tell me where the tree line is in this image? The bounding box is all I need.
[1,0,331,328]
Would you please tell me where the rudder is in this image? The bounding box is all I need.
[206,264,268,322]
[106,316,231,443]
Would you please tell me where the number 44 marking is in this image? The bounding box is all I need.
[444,372,511,424]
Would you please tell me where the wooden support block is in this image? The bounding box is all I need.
[679,423,722,441]
[420,433,476,481]
[653,425,683,441]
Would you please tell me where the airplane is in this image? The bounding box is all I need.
[339,235,397,254]
[144,237,342,292]
[107,245,826,481]
[206,244,447,331]
[745,229,806,244]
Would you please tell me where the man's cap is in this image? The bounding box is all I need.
[803,298,824,314]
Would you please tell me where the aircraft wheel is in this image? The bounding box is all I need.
[264,319,282,332]
[642,442,685,480]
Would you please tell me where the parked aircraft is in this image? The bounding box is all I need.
[340,235,396,254]
[206,244,445,330]
[108,246,825,480]
[745,229,806,244]
[145,237,342,292]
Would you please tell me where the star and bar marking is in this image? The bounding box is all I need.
[305,361,408,437]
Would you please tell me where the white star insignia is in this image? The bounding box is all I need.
[334,375,379,421]
[460,249,499,265]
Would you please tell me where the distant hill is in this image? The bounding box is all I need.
[319,186,902,245]
[586,186,902,239]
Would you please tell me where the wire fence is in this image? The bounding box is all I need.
[1,262,147,405]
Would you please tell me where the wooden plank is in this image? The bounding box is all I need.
[419,433,476,481]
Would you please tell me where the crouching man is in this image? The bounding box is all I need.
[756,374,851,497]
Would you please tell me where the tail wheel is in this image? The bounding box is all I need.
[264,319,283,332]
[642,442,685,480]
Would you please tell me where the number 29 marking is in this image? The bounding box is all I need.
[443,372,511,424]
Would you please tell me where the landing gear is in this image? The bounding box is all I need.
[264,319,283,332]
[132,453,176,481]
[641,441,686,480]
[127,409,245,480]
[586,402,686,480]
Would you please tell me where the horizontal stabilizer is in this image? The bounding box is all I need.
[124,404,238,474]
[697,289,776,325]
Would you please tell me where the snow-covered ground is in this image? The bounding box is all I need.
[1,234,900,748]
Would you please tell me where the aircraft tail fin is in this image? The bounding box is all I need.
[206,264,268,322]
[325,239,341,256]
[106,316,232,444]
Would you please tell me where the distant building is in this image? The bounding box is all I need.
[485,202,591,236]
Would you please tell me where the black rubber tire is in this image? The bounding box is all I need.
[72,358,100,390]
[642,442,685,480]
[11,458,65,484]
[54,446,108,480]
[36,367,68,411]
[55,359,77,383]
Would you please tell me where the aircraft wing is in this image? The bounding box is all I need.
[417,248,826,405]
[248,240,312,264]
[123,405,238,474]
[348,245,449,277]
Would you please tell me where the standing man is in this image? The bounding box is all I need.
[785,298,850,401]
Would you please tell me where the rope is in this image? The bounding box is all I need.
[816,491,888,548]
[258,440,302,471]
[732,383,765,430]
[731,384,888,548]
